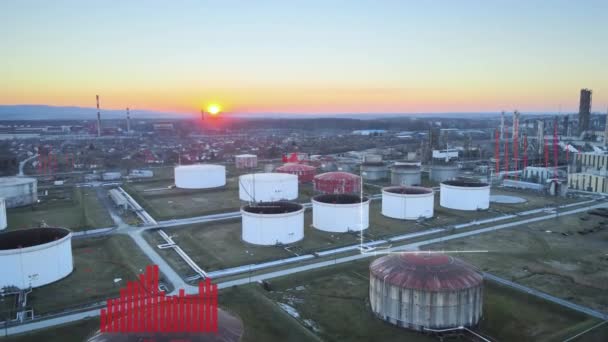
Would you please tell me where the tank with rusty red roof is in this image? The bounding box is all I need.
[313,171,361,194]
[275,163,316,183]
[369,252,483,331]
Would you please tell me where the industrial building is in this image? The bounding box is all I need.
[578,88,592,134]
[360,162,388,181]
[381,186,434,220]
[0,227,73,289]
[568,173,608,193]
[235,154,258,169]
[369,253,483,331]
[313,172,361,194]
[241,201,304,245]
[102,171,122,181]
[568,151,608,193]
[275,163,316,183]
[440,180,490,211]
[390,164,422,186]
[0,176,38,208]
[429,162,459,183]
[312,194,369,233]
[174,164,226,189]
[0,198,6,230]
[238,173,298,202]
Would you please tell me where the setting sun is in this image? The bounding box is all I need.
[207,104,221,116]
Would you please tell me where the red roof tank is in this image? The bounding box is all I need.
[275,163,316,183]
[369,253,483,292]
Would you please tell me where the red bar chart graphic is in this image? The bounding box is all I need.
[100,265,218,334]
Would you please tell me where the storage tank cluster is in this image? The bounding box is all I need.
[390,164,422,186]
[369,253,483,331]
[174,164,226,189]
[0,198,6,231]
[238,173,298,202]
[241,202,304,245]
[360,162,389,181]
[312,194,369,233]
[235,154,258,169]
[275,163,316,183]
[0,227,74,289]
[0,176,38,208]
[313,172,361,194]
[429,162,459,183]
[382,186,434,220]
[440,180,490,211]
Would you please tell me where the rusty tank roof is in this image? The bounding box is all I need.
[369,253,483,292]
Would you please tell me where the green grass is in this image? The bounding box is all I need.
[6,187,114,231]
[219,286,320,342]
[0,318,99,342]
[260,259,597,342]
[26,235,155,315]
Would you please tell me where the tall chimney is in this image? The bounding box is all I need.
[96,95,101,137]
[126,107,131,134]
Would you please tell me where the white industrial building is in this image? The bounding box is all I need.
[0,176,38,208]
[0,228,73,289]
[381,186,434,220]
[312,194,369,233]
[239,173,298,202]
[0,198,6,230]
[102,171,122,181]
[174,164,226,189]
[241,202,304,245]
[440,180,490,211]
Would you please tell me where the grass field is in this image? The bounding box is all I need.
[260,259,600,342]
[428,211,608,313]
[25,235,157,315]
[0,318,100,342]
[6,187,114,231]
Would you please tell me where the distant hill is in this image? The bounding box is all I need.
[0,105,191,120]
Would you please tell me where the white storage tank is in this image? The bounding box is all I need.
[239,173,298,202]
[174,164,226,189]
[382,186,434,220]
[235,154,258,169]
[370,253,483,331]
[360,162,389,181]
[390,165,422,186]
[0,227,73,289]
[0,176,38,208]
[0,198,6,231]
[430,163,459,183]
[312,194,369,233]
[241,202,304,246]
[440,180,490,211]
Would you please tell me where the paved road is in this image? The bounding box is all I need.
[18,154,37,176]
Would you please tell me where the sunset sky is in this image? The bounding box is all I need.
[1,0,607,115]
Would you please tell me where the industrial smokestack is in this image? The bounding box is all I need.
[126,107,131,133]
[500,111,505,140]
[96,95,101,137]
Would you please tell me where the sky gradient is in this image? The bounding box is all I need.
[1,0,607,115]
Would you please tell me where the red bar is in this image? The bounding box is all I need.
[159,292,166,333]
[179,289,185,333]
[138,274,145,333]
[153,266,159,332]
[206,279,212,332]
[112,299,118,333]
[212,283,218,332]
[197,282,203,332]
[186,295,192,332]
[100,308,107,333]
[118,289,124,333]
[172,296,178,333]
[128,282,134,333]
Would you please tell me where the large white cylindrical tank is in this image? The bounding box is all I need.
[241,202,304,246]
[0,228,73,289]
[382,186,434,220]
[312,194,369,233]
[0,198,6,230]
[174,164,226,189]
[440,180,490,211]
[0,177,38,208]
[239,173,298,202]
